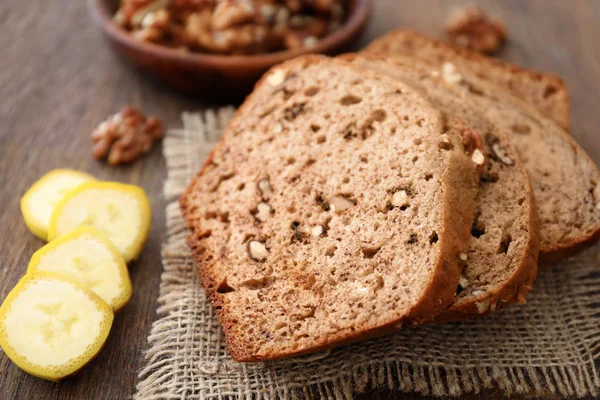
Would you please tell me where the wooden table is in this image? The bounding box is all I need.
[1,0,598,398]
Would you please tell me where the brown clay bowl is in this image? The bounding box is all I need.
[88,0,372,101]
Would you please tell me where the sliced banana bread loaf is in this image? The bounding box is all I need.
[365,30,570,131]
[180,56,480,361]
[342,53,539,319]
[369,49,600,263]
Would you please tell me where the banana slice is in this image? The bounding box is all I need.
[20,169,96,240]
[28,227,133,311]
[0,272,113,381]
[47,182,151,262]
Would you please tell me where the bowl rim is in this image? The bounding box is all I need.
[88,0,372,68]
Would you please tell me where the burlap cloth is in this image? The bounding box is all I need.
[135,108,600,399]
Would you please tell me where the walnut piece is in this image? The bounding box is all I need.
[115,0,345,54]
[474,296,490,314]
[258,178,273,195]
[441,62,463,85]
[351,285,370,299]
[391,190,409,208]
[458,273,469,289]
[255,202,271,222]
[445,5,508,54]
[296,224,323,237]
[266,69,286,87]
[212,0,256,30]
[282,16,327,50]
[471,149,485,166]
[131,0,169,27]
[470,289,491,313]
[456,125,484,156]
[91,106,164,165]
[248,240,269,261]
[329,196,354,213]
[491,143,514,165]
[311,225,323,237]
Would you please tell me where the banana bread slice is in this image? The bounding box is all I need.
[365,29,570,131]
[343,53,539,319]
[180,55,480,361]
[367,47,600,263]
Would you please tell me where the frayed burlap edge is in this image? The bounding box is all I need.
[135,108,600,399]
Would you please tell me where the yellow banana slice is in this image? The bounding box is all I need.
[47,182,151,262]
[0,272,113,381]
[20,169,96,240]
[28,227,133,311]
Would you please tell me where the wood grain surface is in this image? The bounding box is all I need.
[0,0,598,399]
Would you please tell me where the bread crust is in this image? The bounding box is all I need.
[364,29,570,131]
[180,55,479,361]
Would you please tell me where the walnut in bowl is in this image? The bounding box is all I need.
[114,0,347,55]
[88,0,371,100]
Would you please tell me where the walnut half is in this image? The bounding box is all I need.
[445,5,508,54]
[91,106,164,165]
